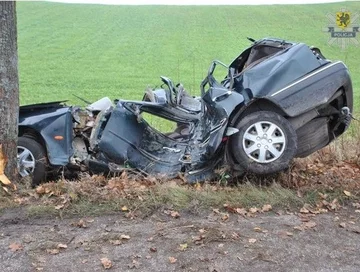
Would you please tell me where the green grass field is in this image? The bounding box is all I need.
[17,1,359,110]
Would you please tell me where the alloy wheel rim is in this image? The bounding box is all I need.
[242,121,286,163]
[17,146,36,177]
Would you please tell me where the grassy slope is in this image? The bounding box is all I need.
[17,1,359,109]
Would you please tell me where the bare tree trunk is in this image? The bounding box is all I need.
[0,1,19,182]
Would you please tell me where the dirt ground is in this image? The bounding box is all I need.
[0,207,359,272]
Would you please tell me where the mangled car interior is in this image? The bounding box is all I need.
[17,38,353,185]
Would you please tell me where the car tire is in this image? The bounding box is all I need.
[229,111,297,175]
[296,117,329,158]
[17,136,47,186]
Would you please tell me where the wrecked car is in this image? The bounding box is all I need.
[18,38,353,185]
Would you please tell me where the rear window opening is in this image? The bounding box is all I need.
[232,40,293,74]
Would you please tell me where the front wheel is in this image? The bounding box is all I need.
[17,136,47,186]
[229,111,297,175]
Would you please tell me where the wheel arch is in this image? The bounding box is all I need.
[18,126,47,153]
[228,98,288,126]
[17,134,48,186]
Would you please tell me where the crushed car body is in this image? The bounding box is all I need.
[17,38,353,185]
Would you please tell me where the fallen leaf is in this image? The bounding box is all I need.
[318,208,328,214]
[300,203,315,214]
[170,211,180,218]
[235,208,247,216]
[128,259,140,269]
[9,242,23,252]
[348,225,360,234]
[120,234,130,240]
[72,219,87,228]
[0,146,12,185]
[338,222,360,234]
[253,227,262,232]
[150,247,157,252]
[344,190,352,197]
[294,221,317,231]
[35,186,45,195]
[300,207,310,214]
[253,227,268,233]
[178,243,188,251]
[110,240,122,246]
[304,221,317,229]
[248,238,257,244]
[329,199,340,211]
[104,226,112,232]
[212,208,220,214]
[2,186,10,194]
[100,257,112,269]
[164,209,180,218]
[293,226,303,231]
[192,235,205,245]
[121,206,128,212]
[57,243,67,249]
[249,207,258,214]
[262,204,272,212]
[318,192,328,199]
[54,204,64,210]
[192,235,204,241]
[198,228,206,234]
[168,256,177,264]
[298,214,312,222]
[46,248,59,255]
[223,203,235,213]
[279,230,293,238]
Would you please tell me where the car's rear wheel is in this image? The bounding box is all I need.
[229,111,297,174]
[17,136,47,186]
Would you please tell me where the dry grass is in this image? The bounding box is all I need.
[15,175,301,218]
[2,123,360,218]
[1,171,302,218]
[280,122,360,193]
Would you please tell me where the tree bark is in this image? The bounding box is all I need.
[0,2,19,182]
